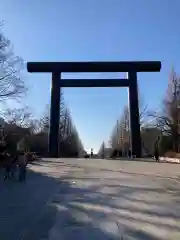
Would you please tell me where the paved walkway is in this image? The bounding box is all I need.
[1,159,180,239]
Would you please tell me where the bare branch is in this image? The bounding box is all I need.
[3,107,33,128]
[148,68,180,152]
[0,27,27,101]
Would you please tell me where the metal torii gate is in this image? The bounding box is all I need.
[27,61,161,158]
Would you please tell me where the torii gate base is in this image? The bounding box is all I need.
[27,61,161,158]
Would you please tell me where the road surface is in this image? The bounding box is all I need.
[0,158,180,239]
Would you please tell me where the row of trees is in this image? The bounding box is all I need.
[0,24,84,157]
[1,102,84,157]
[99,69,180,158]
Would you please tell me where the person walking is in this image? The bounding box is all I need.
[3,152,11,180]
[10,153,18,180]
[90,148,93,158]
[18,152,28,182]
[154,137,160,162]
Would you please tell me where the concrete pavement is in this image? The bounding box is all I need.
[1,158,180,239]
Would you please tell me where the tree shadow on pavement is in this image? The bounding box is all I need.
[0,167,123,240]
[1,162,180,240]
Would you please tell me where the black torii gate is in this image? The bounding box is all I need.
[27,61,161,158]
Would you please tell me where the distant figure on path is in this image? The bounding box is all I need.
[11,153,18,180]
[91,148,93,158]
[154,137,160,162]
[3,152,11,180]
[18,152,28,182]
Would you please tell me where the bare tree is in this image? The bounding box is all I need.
[141,127,161,156]
[70,125,84,156]
[40,92,65,133]
[3,106,33,127]
[60,107,71,139]
[0,26,27,101]
[38,92,84,156]
[116,106,131,155]
[109,95,149,155]
[28,119,42,134]
[98,141,105,158]
[108,110,129,154]
[148,68,180,152]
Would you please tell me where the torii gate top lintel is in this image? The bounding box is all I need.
[27,61,161,73]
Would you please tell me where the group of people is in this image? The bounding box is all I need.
[1,151,28,182]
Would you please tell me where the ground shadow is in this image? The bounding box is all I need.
[0,160,180,240]
[0,166,123,239]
